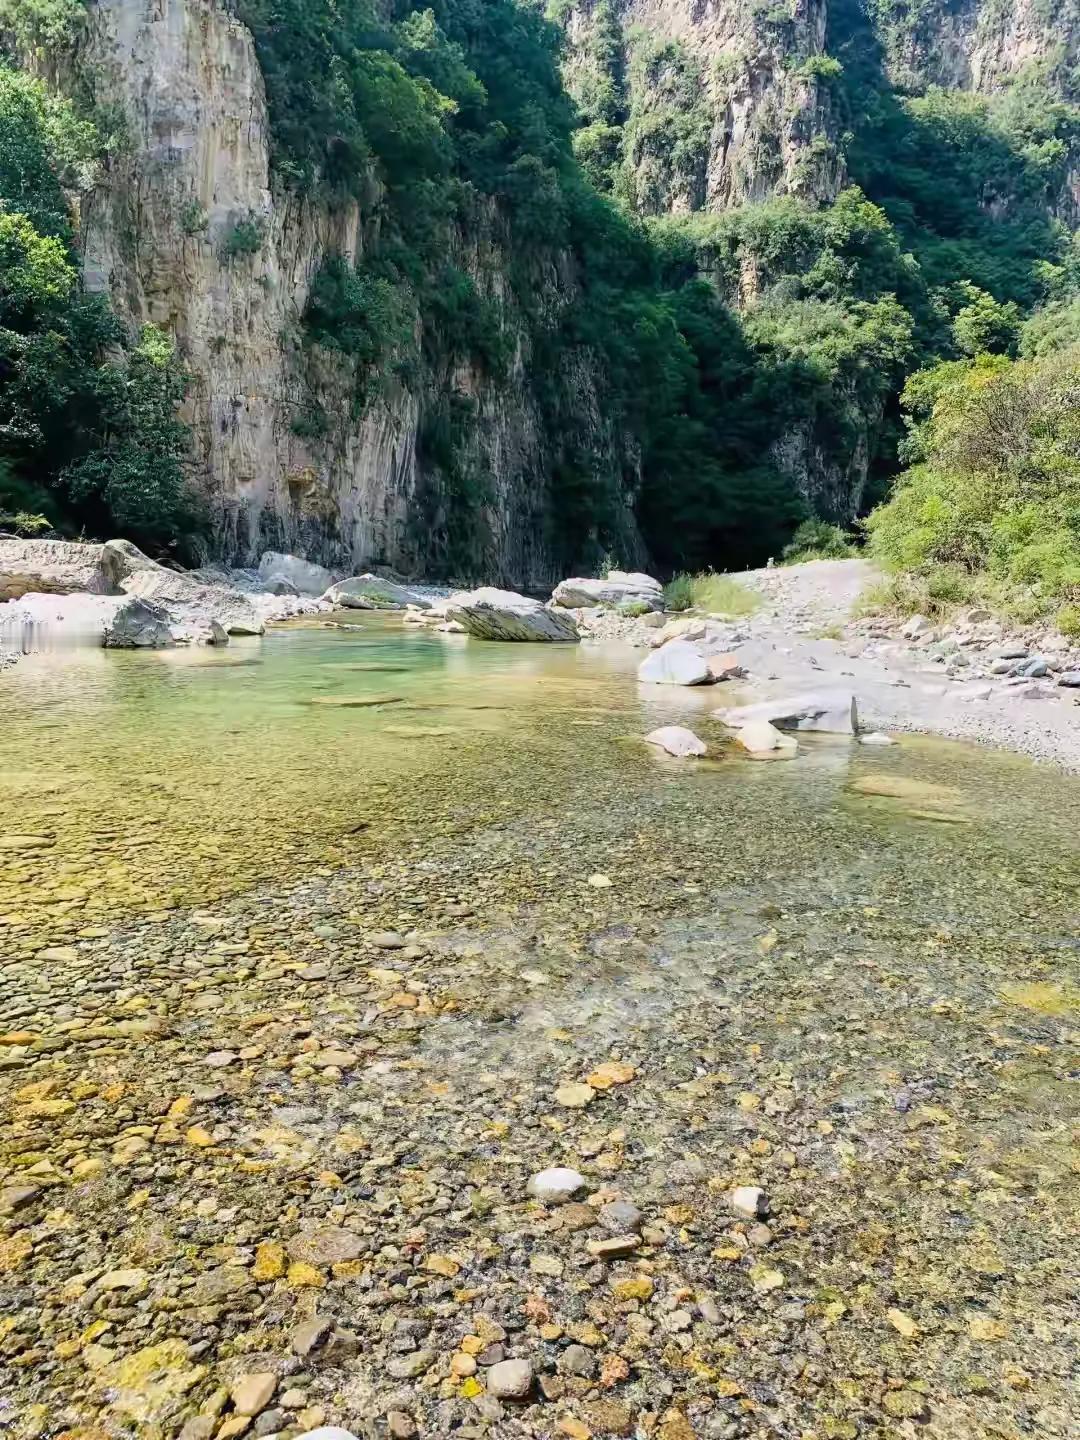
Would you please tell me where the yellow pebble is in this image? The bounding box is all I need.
[286,1261,326,1288]
[252,1241,286,1281]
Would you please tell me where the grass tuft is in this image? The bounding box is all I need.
[664,572,760,616]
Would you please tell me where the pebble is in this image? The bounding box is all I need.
[370,931,406,948]
[486,1358,534,1400]
[386,1350,435,1380]
[599,1199,643,1231]
[527,1165,586,1203]
[729,1185,766,1218]
[231,1374,277,1417]
[554,1082,596,1108]
[290,1318,333,1357]
[858,731,894,745]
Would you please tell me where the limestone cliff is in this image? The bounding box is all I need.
[564,0,843,210]
[70,0,637,586]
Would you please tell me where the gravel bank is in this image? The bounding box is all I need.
[721,560,1080,771]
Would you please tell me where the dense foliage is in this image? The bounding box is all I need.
[0,60,199,552]
[1,0,1077,580]
[866,347,1080,624]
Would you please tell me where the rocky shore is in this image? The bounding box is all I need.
[5,539,1080,771]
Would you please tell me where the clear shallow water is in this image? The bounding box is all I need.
[2,612,1079,947]
[2,617,1079,1435]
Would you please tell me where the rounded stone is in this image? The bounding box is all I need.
[527,1166,586,1204]
[486,1358,533,1400]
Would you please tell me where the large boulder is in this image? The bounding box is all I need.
[717,690,858,735]
[103,540,265,636]
[447,588,580,642]
[637,639,711,686]
[552,571,663,611]
[322,575,432,611]
[102,597,176,649]
[0,537,111,600]
[257,550,335,596]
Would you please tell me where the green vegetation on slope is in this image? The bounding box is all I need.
[0,64,199,551]
[866,346,1080,626]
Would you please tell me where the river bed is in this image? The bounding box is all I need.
[1,616,1077,1438]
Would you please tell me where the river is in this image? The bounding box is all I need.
[1,616,1077,1437]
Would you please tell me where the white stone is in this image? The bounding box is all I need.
[552,571,663,610]
[644,726,707,757]
[447,588,579,642]
[858,731,895,746]
[486,1357,534,1399]
[294,1431,362,1440]
[637,639,711,686]
[527,1167,586,1204]
[735,721,797,755]
[730,1185,766,1219]
[257,551,334,596]
[717,690,858,734]
[902,614,933,640]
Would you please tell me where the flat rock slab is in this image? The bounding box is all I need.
[717,689,858,734]
[305,695,405,707]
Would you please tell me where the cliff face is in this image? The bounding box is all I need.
[565,0,843,210]
[559,0,1078,521]
[72,0,635,586]
[50,0,1078,572]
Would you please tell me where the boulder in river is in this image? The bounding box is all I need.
[447,588,580,642]
[637,639,711,685]
[103,540,265,636]
[717,689,858,734]
[0,537,111,600]
[257,550,335,596]
[644,725,707,757]
[103,597,176,649]
[323,575,432,610]
[552,571,663,611]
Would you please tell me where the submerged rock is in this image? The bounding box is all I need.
[447,588,579,642]
[718,689,858,734]
[644,725,707,757]
[637,639,711,685]
[552,571,663,611]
